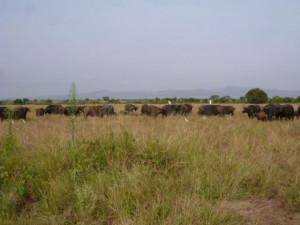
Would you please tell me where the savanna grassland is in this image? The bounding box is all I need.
[0,104,300,225]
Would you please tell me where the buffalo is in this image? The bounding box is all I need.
[161,103,193,116]
[141,104,162,116]
[198,105,234,116]
[198,105,217,116]
[13,107,30,122]
[242,105,261,119]
[62,106,82,116]
[218,105,235,116]
[262,104,294,121]
[125,104,138,113]
[1,106,30,122]
[83,105,104,118]
[262,104,282,121]
[45,104,64,115]
[183,104,193,114]
[198,105,220,116]
[83,105,115,118]
[36,108,45,116]
[0,106,9,121]
[177,104,193,115]
[101,105,115,116]
[253,111,268,121]
[278,104,294,121]
[162,105,178,116]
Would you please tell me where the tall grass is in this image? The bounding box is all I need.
[3,108,16,153]
[0,105,299,224]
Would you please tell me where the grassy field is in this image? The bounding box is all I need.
[0,104,300,224]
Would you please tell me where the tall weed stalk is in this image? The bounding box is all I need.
[69,82,78,144]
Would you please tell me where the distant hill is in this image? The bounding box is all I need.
[14,86,300,100]
[76,86,300,100]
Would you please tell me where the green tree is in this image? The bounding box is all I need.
[202,98,209,103]
[245,88,268,104]
[210,95,219,101]
[103,96,110,101]
[219,96,232,103]
[269,96,283,103]
[282,97,293,103]
[13,99,23,105]
[239,96,246,103]
[22,98,29,104]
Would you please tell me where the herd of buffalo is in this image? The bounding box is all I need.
[0,103,299,122]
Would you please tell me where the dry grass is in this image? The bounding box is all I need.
[0,104,300,224]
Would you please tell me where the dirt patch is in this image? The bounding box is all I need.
[222,199,300,225]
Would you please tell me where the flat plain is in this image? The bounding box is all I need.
[0,104,300,225]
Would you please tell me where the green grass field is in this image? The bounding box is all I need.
[1,104,300,224]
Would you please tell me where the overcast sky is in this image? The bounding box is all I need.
[1,0,300,98]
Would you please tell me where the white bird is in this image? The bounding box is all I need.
[168,100,172,105]
[184,117,189,122]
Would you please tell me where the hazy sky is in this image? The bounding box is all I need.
[1,0,300,98]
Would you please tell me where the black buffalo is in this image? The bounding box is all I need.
[13,107,30,122]
[45,105,64,115]
[0,106,9,121]
[162,105,178,116]
[198,105,234,116]
[177,104,193,115]
[141,105,162,116]
[218,105,235,116]
[1,106,30,122]
[198,105,220,116]
[262,104,282,121]
[125,104,138,113]
[62,106,82,116]
[242,105,261,119]
[184,104,193,114]
[278,104,294,121]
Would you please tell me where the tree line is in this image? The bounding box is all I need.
[1,88,300,105]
